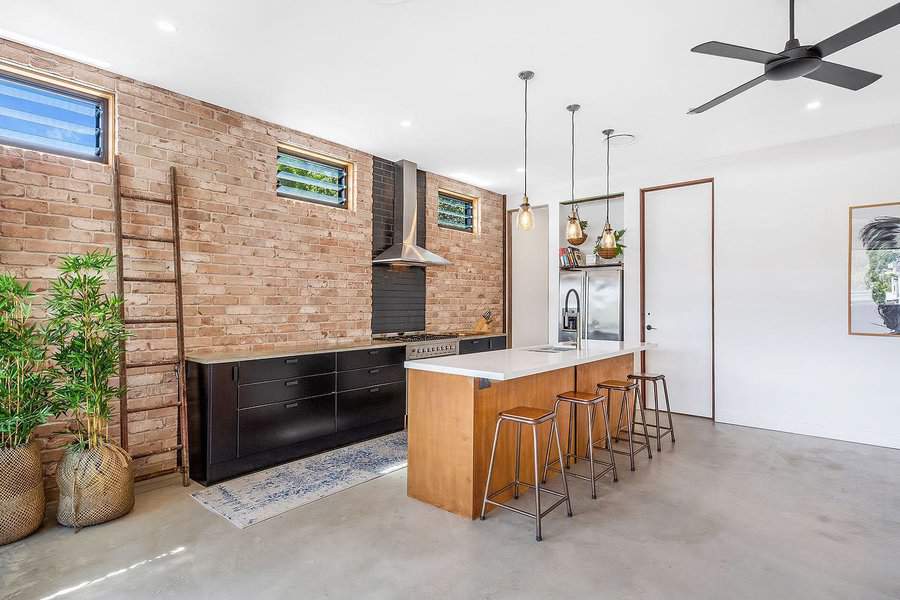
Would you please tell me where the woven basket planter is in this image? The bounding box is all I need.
[0,440,45,546]
[57,443,134,528]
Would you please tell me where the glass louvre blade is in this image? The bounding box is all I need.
[277,152,344,178]
[276,169,345,191]
[277,185,345,206]
[437,194,474,232]
[276,150,348,208]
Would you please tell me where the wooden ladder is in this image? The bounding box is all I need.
[112,157,190,486]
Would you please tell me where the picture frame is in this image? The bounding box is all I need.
[848,201,900,337]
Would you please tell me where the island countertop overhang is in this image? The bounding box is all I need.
[404,340,654,381]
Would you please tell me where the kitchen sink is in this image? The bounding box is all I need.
[527,345,577,353]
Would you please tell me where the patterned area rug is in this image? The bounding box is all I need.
[191,431,407,528]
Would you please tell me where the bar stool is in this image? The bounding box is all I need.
[627,373,675,452]
[480,406,572,541]
[541,390,617,499]
[597,379,652,471]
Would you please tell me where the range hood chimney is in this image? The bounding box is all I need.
[372,159,450,267]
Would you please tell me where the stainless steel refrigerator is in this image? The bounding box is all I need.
[559,266,624,342]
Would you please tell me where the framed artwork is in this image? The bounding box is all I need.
[848,201,900,336]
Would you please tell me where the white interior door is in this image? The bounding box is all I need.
[643,182,714,418]
[510,206,548,347]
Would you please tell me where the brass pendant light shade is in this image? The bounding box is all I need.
[517,70,535,231]
[597,128,619,259]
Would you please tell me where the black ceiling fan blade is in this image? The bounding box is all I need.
[813,2,900,57]
[688,75,768,114]
[804,61,882,90]
[691,41,780,63]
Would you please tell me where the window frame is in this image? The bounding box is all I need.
[0,60,115,164]
[275,143,354,210]
[437,189,478,234]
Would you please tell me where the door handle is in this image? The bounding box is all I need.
[284,402,299,409]
[369,368,381,375]
[285,358,299,365]
[646,324,657,331]
[285,379,299,387]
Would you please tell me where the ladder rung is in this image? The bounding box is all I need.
[124,317,179,325]
[123,276,176,283]
[127,402,181,414]
[126,359,179,369]
[121,193,172,205]
[121,233,175,243]
[131,445,182,460]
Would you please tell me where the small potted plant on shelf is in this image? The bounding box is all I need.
[47,252,133,529]
[594,228,627,261]
[0,275,58,545]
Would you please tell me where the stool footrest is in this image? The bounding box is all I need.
[484,494,571,520]
[545,456,615,482]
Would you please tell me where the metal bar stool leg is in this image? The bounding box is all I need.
[541,399,562,484]
[586,403,598,499]
[531,423,542,542]
[652,379,662,452]
[614,391,625,443]
[623,390,636,471]
[480,418,503,520]
[663,377,675,444]
[600,398,618,482]
[565,401,574,468]
[513,422,522,499]
[551,417,573,517]
[635,386,653,460]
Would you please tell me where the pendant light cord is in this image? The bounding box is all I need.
[606,132,611,223]
[523,78,528,197]
[789,0,795,40]
[570,109,575,203]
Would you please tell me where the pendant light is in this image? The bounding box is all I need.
[516,70,534,231]
[564,104,585,245]
[597,128,619,259]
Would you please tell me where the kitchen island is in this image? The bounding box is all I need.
[405,341,651,518]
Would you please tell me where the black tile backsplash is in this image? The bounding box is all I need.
[371,156,426,334]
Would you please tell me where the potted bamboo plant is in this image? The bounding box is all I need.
[0,275,57,545]
[47,252,133,528]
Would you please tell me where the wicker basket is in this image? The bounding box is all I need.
[57,443,134,528]
[0,440,45,546]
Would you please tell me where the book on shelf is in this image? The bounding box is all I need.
[559,246,585,268]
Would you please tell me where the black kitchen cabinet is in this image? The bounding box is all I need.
[458,335,507,355]
[187,346,406,485]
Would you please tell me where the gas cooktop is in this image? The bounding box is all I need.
[373,332,460,359]
[374,333,457,343]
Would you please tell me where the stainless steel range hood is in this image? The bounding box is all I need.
[373,159,450,267]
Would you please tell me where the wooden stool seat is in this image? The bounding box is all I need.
[500,406,555,424]
[597,379,636,391]
[556,390,604,404]
[627,373,665,381]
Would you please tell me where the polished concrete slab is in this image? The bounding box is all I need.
[3,416,900,600]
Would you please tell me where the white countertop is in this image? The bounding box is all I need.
[404,340,653,381]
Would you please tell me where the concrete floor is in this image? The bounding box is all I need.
[3,416,900,600]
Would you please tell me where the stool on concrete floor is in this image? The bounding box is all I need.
[627,373,675,452]
[541,390,617,499]
[597,379,652,471]
[480,406,573,541]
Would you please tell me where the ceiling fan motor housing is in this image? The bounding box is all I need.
[764,45,823,80]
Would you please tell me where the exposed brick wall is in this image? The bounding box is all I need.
[424,173,505,333]
[0,38,503,494]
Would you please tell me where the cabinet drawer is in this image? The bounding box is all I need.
[458,337,490,355]
[239,353,335,385]
[237,394,335,457]
[489,336,507,350]
[238,372,335,409]
[337,345,405,371]
[337,364,405,392]
[337,382,405,431]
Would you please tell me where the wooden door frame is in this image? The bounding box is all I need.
[639,178,716,421]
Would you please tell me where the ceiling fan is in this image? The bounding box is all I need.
[688,0,900,114]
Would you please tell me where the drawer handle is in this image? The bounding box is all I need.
[285,358,299,365]
[285,379,299,387]
[285,402,299,409]
[368,349,379,355]
[472,340,481,344]
[370,387,381,393]
[369,368,380,375]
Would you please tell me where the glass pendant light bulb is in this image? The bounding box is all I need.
[599,222,616,249]
[517,196,534,230]
[566,212,583,240]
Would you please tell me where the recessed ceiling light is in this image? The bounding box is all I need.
[399,120,412,128]
[806,100,822,110]
[156,20,177,33]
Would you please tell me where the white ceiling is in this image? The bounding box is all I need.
[1,0,899,203]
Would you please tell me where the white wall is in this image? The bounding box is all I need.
[511,206,549,347]
[527,125,900,449]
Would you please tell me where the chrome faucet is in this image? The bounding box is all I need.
[563,288,583,350]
